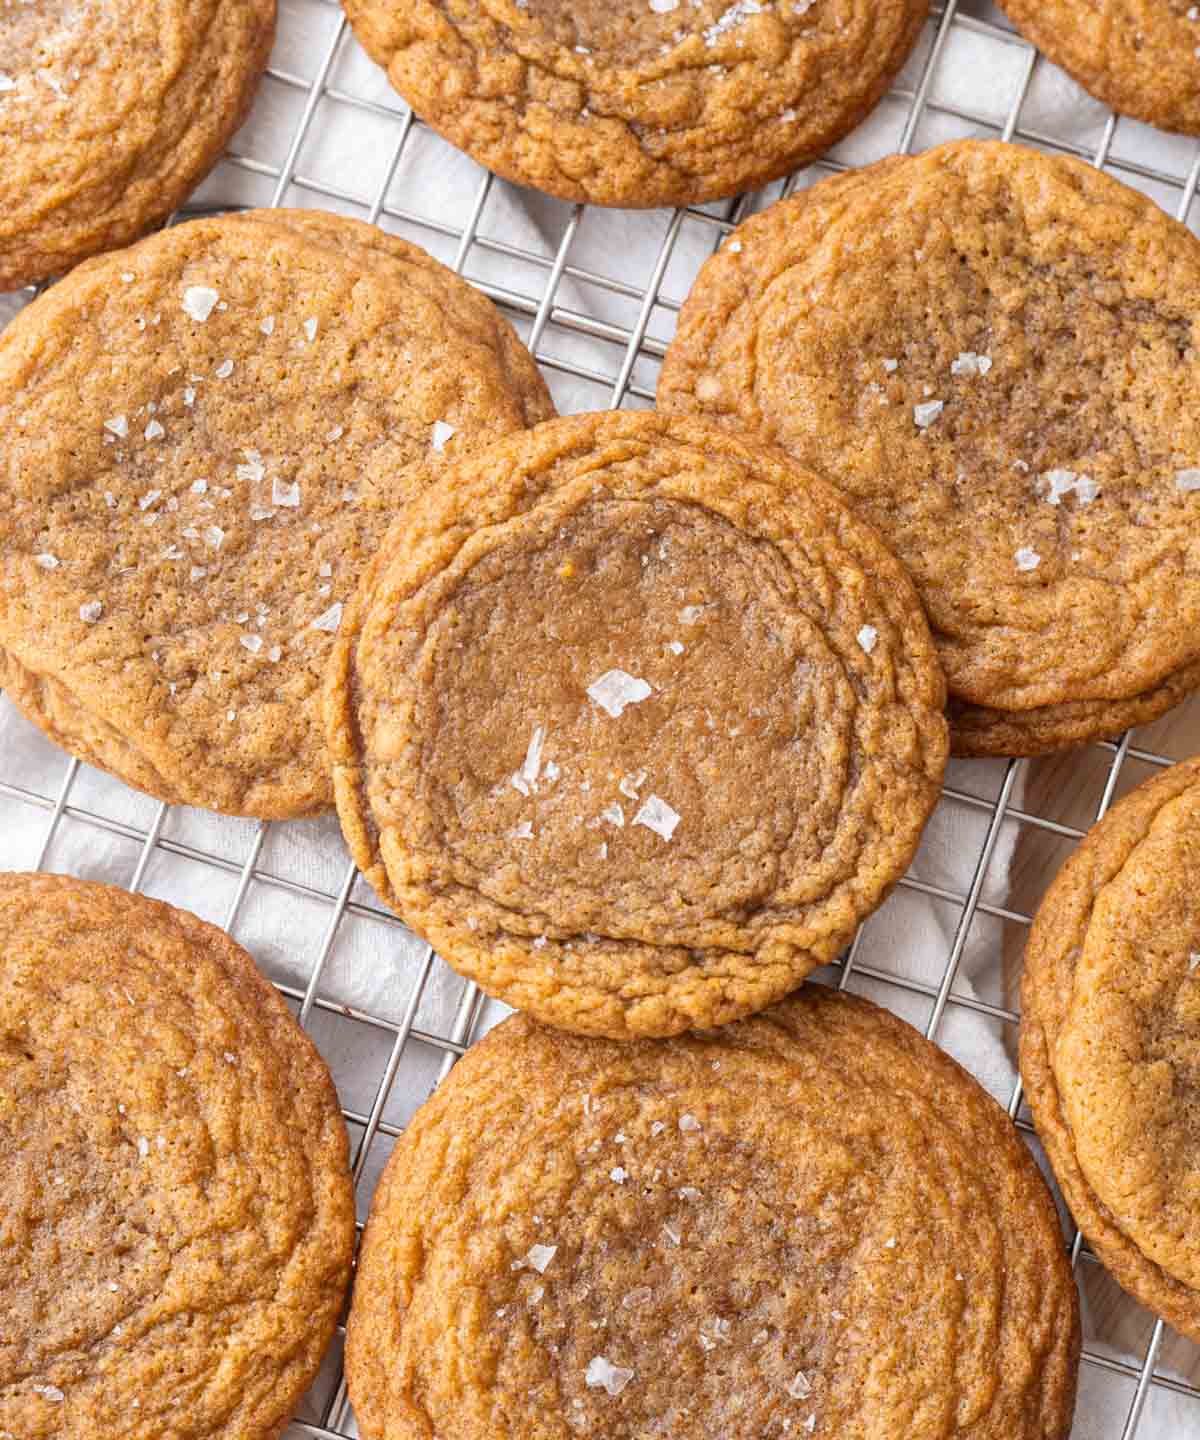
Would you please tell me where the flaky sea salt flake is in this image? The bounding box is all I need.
[679,1113,701,1133]
[586,1356,635,1396]
[104,414,129,439]
[35,553,59,570]
[236,450,265,484]
[1177,468,1200,493]
[144,419,165,441]
[522,725,546,786]
[311,602,343,633]
[214,359,234,379]
[587,668,651,718]
[634,794,680,841]
[619,769,647,800]
[951,351,992,377]
[1014,547,1041,572]
[303,317,318,342]
[32,1386,65,1403]
[512,820,534,840]
[913,400,944,429]
[79,601,103,624]
[525,1243,557,1272]
[272,477,301,508]
[857,625,878,654]
[431,419,456,451]
[182,286,219,322]
[787,1371,812,1400]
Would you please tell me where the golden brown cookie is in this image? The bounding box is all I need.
[1021,755,1200,1342]
[325,410,948,1038]
[345,987,1080,1440]
[0,0,276,291]
[0,209,553,818]
[340,0,929,208]
[0,872,356,1440]
[997,0,1200,137]
[659,140,1200,757]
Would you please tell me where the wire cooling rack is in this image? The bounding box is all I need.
[5,1,1200,1436]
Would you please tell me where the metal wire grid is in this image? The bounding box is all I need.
[4,0,1200,1435]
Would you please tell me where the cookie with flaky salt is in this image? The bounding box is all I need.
[0,209,552,817]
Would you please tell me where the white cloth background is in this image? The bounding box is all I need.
[2,1,1199,1434]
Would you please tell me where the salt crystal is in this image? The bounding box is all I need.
[204,526,225,550]
[883,357,899,372]
[0,75,16,94]
[182,286,219,322]
[787,1371,812,1400]
[601,802,625,828]
[587,668,652,718]
[311,602,343,633]
[619,769,647,799]
[79,601,103,623]
[326,425,344,442]
[511,773,531,797]
[139,489,162,511]
[727,239,742,253]
[236,450,265,484]
[1189,953,1200,974]
[272,477,301,508]
[679,605,706,624]
[144,419,165,441]
[512,820,534,840]
[651,1121,666,1136]
[34,553,59,570]
[1074,476,1100,505]
[533,935,548,950]
[104,414,129,439]
[32,1385,65,1403]
[525,1243,557,1272]
[1014,547,1041,572]
[663,1224,681,1246]
[679,1113,701,1133]
[268,645,282,663]
[431,419,456,451]
[191,478,208,494]
[1176,468,1200,493]
[950,351,992,377]
[610,1167,627,1183]
[1042,469,1077,506]
[913,400,944,429]
[668,639,684,654]
[586,1356,635,1396]
[137,1136,150,1158]
[598,842,608,859]
[240,634,262,654]
[857,625,878,654]
[650,0,678,10]
[303,317,318,342]
[260,315,276,336]
[214,359,234,379]
[522,725,546,786]
[634,795,680,841]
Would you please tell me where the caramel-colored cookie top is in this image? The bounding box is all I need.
[1022,755,1200,1342]
[326,410,947,1037]
[341,0,928,207]
[0,0,275,290]
[998,0,1200,137]
[659,140,1200,752]
[0,210,552,818]
[346,989,1080,1440]
[0,873,356,1440]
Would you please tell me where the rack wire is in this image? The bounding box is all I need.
[4,1,1200,1435]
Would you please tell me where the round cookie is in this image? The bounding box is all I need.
[0,209,553,818]
[340,0,929,208]
[0,0,275,291]
[658,140,1200,757]
[997,0,1200,138]
[345,987,1081,1440]
[325,410,948,1038]
[0,872,356,1440]
[1022,755,1200,1342]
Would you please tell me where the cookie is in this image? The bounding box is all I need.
[0,872,356,1440]
[325,410,948,1038]
[340,0,929,208]
[998,1,1200,138]
[0,0,275,291]
[659,140,1200,757]
[345,987,1080,1440]
[1022,755,1200,1342]
[0,209,553,818]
